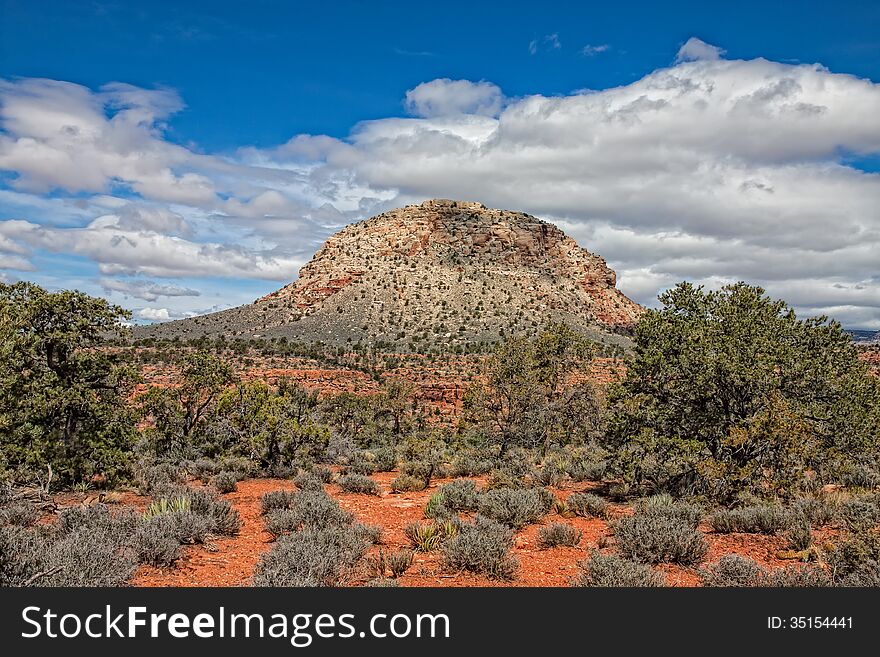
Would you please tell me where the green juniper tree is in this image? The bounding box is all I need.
[606,282,880,502]
[0,282,137,486]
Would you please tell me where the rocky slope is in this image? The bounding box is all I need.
[135,200,643,350]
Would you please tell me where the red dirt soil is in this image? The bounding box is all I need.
[122,472,814,588]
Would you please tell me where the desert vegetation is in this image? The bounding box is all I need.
[2,280,880,587]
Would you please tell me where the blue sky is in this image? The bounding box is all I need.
[1,0,879,327]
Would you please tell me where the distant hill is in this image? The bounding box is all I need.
[847,329,880,344]
[134,200,643,351]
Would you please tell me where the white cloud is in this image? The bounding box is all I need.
[675,37,726,63]
[582,44,611,56]
[136,307,172,321]
[404,79,504,118]
[99,277,201,301]
[530,33,562,55]
[2,44,880,329]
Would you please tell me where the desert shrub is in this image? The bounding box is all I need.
[450,452,493,477]
[390,474,426,493]
[212,471,238,494]
[293,471,325,491]
[829,528,880,585]
[264,509,301,537]
[404,522,442,552]
[291,490,354,529]
[366,577,400,587]
[703,554,765,587]
[440,516,517,580]
[253,524,372,586]
[566,492,609,519]
[175,488,240,535]
[567,460,607,482]
[137,463,186,495]
[348,453,377,475]
[572,551,664,587]
[387,550,413,577]
[143,496,191,519]
[709,505,791,534]
[478,487,551,529]
[337,473,380,496]
[436,479,480,511]
[767,565,832,587]
[635,494,703,528]
[836,499,880,532]
[613,512,708,565]
[311,465,334,483]
[371,448,397,473]
[218,456,256,479]
[538,523,583,548]
[134,519,182,566]
[0,525,50,585]
[57,503,137,537]
[188,458,219,481]
[785,515,813,551]
[793,496,838,526]
[535,463,566,487]
[261,490,298,514]
[0,503,40,527]
[400,460,433,482]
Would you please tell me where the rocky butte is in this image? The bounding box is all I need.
[135,200,644,350]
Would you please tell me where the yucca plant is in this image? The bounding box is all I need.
[404,522,442,552]
[387,550,413,577]
[143,497,191,519]
[424,493,447,519]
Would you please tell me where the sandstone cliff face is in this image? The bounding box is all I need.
[138,200,643,349]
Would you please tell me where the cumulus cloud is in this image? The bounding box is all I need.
[404,79,504,118]
[675,37,726,63]
[2,44,880,328]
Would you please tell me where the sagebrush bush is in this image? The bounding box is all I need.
[785,515,813,551]
[792,496,837,526]
[538,523,583,548]
[293,471,325,491]
[134,518,182,566]
[535,463,566,487]
[188,458,219,481]
[400,461,433,482]
[390,474,426,493]
[450,452,493,477]
[440,516,517,580]
[767,565,831,587]
[337,473,380,496]
[709,505,791,534]
[136,462,185,495]
[371,448,397,473]
[829,528,880,585]
[253,525,372,586]
[566,492,609,519]
[311,465,334,483]
[566,460,607,482]
[264,509,301,537]
[613,512,708,565]
[289,490,354,529]
[635,494,703,528]
[176,488,241,535]
[0,502,40,527]
[703,554,766,587]
[436,479,480,511]
[478,487,551,529]
[211,471,238,494]
[836,499,880,532]
[572,551,664,587]
[261,490,298,514]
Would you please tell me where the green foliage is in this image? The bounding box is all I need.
[537,522,583,548]
[606,282,880,502]
[386,549,413,577]
[140,350,235,456]
[261,489,298,515]
[211,471,238,494]
[573,551,665,587]
[703,554,831,587]
[404,522,442,552]
[463,323,602,455]
[0,282,137,486]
